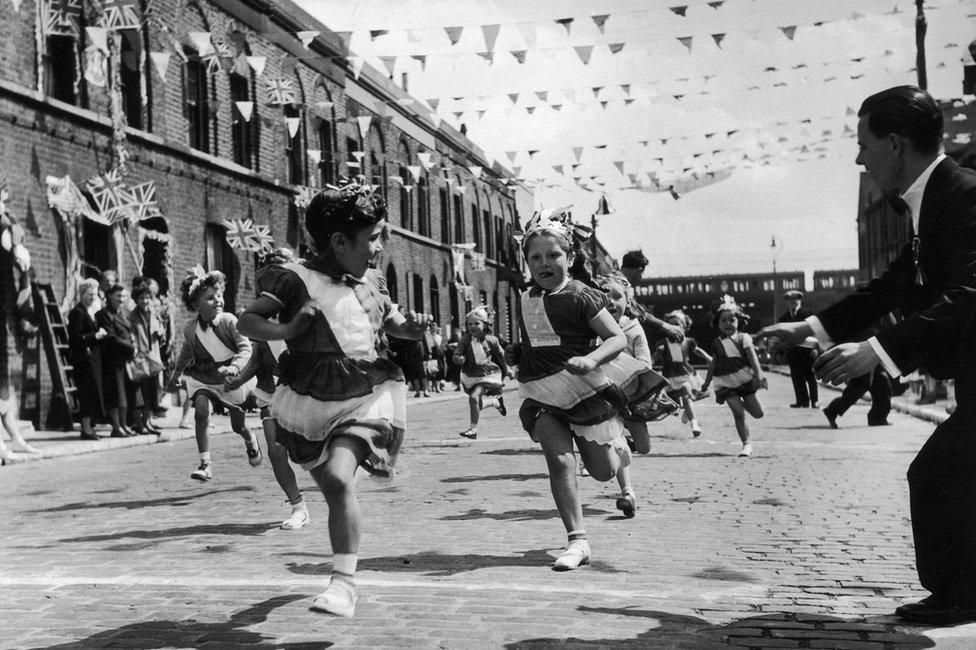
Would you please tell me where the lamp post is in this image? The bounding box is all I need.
[770,234,783,324]
[915,0,928,90]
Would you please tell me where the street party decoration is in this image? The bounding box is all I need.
[266,77,298,106]
[235,101,254,122]
[45,0,82,36]
[99,0,141,30]
[128,181,163,222]
[149,51,171,79]
[85,168,136,225]
[293,186,315,209]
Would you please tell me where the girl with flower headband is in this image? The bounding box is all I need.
[701,300,766,457]
[654,309,712,438]
[166,268,266,481]
[513,206,652,570]
[238,176,432,617]
[452,304,509,439]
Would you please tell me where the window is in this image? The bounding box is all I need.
[495,215,505,264]
[140,217,169,294]
[417,175,429,237]
[46,36,78,104]
[412,274,424,313]
[470,204,480,249]
[318,119,335,185]
[439,187,450,243]
[204,224,239,314]
[82,218,115,279]
[399,165,413,230]
[482,210,493,258]
[184,50,209,153]
[429,275,440,323]
[229,73,253,168]
[370,151,385,198]
[385,264,399,303]
[284,104,304,185]
[453,192,463,241]
[346,137,360,174]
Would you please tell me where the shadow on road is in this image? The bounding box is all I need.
[441,472,549,483]
[29,595,327,649]
[60,522,280,547]
[440,506,612,522]
[38,486,255,513]
[505,607,935,649]
[480,447,543,456]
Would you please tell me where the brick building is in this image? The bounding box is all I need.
[0,0,528,427]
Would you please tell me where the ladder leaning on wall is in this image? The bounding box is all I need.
[32,282,78,431]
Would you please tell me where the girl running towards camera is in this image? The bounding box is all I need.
[166,269,262,481]
[701,301,766,458]
[238,177,430,617]
[655,310,712,438]
[513,207,660,569]
[454,305,509,440]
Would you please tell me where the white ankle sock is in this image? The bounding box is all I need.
[333,553,358,576]
[199,451,211,464]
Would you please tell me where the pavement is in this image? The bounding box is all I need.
[1,373,974,648]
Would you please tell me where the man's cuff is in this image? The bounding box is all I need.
[804,316,834,349]
[867,336,902,378]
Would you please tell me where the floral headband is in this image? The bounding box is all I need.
[185,265,207,297]
[325,175,375,199]
[465,305,494,323]
[596,270,631,290]
[517,206,591,248]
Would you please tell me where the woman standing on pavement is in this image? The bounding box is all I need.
[95,283,135,438]
[67,279,107,440]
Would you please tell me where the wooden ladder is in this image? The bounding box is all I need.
[32,282,77,431]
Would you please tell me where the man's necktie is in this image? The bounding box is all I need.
[889,195,924,286]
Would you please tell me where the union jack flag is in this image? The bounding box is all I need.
[222,217,255,250]
[128,181,163,222]
[266,78,297,106]
[100,0,141,30]
[293,186,315,210]
[86,168,135,225]
[251,224,274,253]
[202,38,233,75]
[45,0,82,36]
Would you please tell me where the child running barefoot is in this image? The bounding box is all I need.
[238,177,431,617]
[514,207,655,570]
[595,272,669,518]
[224,247,311,530]
[700,301,766,457]
[656,310,712,438]
[166,269,262,481]
[453,305,509,439]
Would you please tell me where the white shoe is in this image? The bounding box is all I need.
[190,463,213,481]
[738,442,753,457]
[553,539,591,571]
[281,503,309,530]
[310,577,357,617]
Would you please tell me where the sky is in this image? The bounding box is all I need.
[293,0,976,277]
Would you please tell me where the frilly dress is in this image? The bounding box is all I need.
[658,337,703,397]
[456,333,507,395]
[710,332,757,404]
[604,317,670,421]
[516,280,662,456]
[258,262,405,476]
[176,312,256,407]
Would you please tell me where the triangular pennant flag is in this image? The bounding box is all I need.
[600,101,609,110]
[481,24,500,52]
[402,185,414,193]
[352,151,366,164]
[285,117,300,138]
[553,165,564,175]
[573,147,583,163]
[356,115,372,139]
[677,36,693,51]
[476,51,495,65]
[187,31,214,56]
[411,54,426,71]
[510,50,526,64]
[711,33,725,48]
[369,29,389,41]
[407,165,422,182]
[235,101,253,122]
[591,14,609,33]
[846,106,857,116]
[574,45,593,65]
[418,152,435,170]
[232,54,250,77]
[427,98,440,111]
[468,165,482,178]
[86,26,108,53]
[613,161,625,175]
[296,30,319,48]
[334,31,352,51]
[512,167,521,177]
[608,43,625,54]
[149,51,170,79]
[477,110,486,120]
[592,86,603,98]
[379,55,397,77]
[620,84,631,96]
[534,91,547,101]
[508,93,519,105]
[669,6,688,17]
[555,18,573,35]
[453,111,464,121]
[505,151,517,163]
[347,56,365,80]
[708,1,724,7]
[518,23,536,48]
[307,149,322,164]
[246,55,267,76]
[551,104,562,112]
[445,26,464,45]
[780,25,797,41]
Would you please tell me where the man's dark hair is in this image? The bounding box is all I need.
[858,85,943,156]
[621,249,648,269]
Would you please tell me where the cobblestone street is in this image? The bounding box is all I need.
[2,375,973,648]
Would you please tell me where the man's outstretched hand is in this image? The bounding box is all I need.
[813,341,880,386]
[759,321,813,352]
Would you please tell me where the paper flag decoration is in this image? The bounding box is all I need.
[511,50,526,64]
[222,217,256,250]
[669,6,688,17]
[445,26,463,45]
[608,43,625,54]
[86,26,108,53]
[128,181,163,222]
[148,51,170,80]
[86,168,134,224]
[379,56,397,77]
[411,54,426,71]
[591,14,609,33]
[418,152,435,170]
[553,165,564,175]
[246,55,267,76]
[708,1,724,7]
[508,93,519,105]
[45,0,82,36]
[468,166,482,179]
[505,151,517,163]
[526,107,536,115]
[407,165,422,182]
[780,25,797,40]
[235,101,253,122]
[252,224,274,252]
[83,47,107,87]
[712,33,725,48]
[347,56,364,80]
[369,29,388,40]
[555,18,573,35]
[476,52,494,65]
[266,78,297,106]
[573,147,583,163]
[187,31,215,56]
[296,30,319,48]
[356,115,372,139]
[352,151,366,164]
[677,36,693,51]
[456,184,467,195]
[285,117,300,138]
[231,54,250,77]
[575,46,593,65]
[481,24,500,53]
[402,185,414,193]
[293,186,315,209]
[100,0,141,30]
[613,161,625,175]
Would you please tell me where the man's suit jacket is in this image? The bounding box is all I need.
[818,157,976,378]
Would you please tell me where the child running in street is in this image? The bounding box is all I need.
[166,269,262,481]
[701,301,766,458]
[224,247,310,531]
[514,207,659,570]
[453,305,509,439]
[656,310,712,438]
[238,177,431,617]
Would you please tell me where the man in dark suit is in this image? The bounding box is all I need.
[619,250,684,343]
[762,85,976,625]
[780,290,819,408]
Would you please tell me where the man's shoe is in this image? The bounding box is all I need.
[80,431,100,441]
[789,403,807,408]
[823,409,839,429]
[895,596,976,625]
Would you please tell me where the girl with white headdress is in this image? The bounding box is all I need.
[452,304,509,439]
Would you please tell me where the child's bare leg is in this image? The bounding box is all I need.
[682,396,702,435]
[624,419,650,454]
[460,386,483,438]
[576,435,622,482]
[263,416,302,505]
[193,394,211,453]
[229,405,261,466]
[534,414,584,533]
[742,394,764,419]
[726,396,750,443]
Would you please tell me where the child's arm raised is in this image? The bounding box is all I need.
[383,308,432,340]
[565,309,625,375]
[238,296,314,342]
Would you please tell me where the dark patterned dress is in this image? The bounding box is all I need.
[710,332,757,404]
